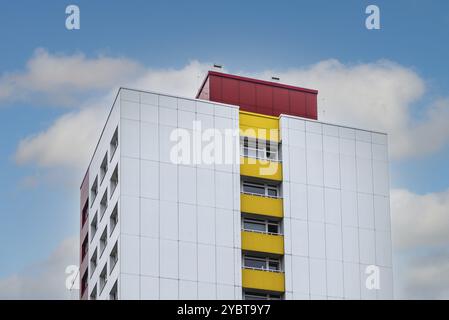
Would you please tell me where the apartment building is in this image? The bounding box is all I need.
[79,71,393,300]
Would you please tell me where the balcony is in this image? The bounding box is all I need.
[242,268,285,293]
[241,193,283,218]
[241,230,284,255]
[240,156,282,181]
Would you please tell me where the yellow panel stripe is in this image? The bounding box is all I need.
[241,231,284,255]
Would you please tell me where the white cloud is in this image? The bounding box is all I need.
[394,250,449,299]
[14,60,211,171]
[0,236,78,299]
[391,187,449,299]
[12,57,449,170]
[391,188,449,250]
[130,60,211,98]
[251,60,449,159]
[0,48,142,106]
[15,101,109,169]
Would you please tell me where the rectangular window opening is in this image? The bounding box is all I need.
[110,203,118,236]
[100,189,108,219]
[110,127,118,161]
[110,165,118,198]
[90,177,98,207]
[90,248,98,277]
[109,280,118,300]
[100,227,108,257]
[99,265,107,294]
[90,212,98,242]
[109,241,118,274]
[100,153,108,184]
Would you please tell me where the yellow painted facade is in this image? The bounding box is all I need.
[240,156,282,181]
[242,269,285,293]
[241,231,284,255]
[239,111,279,142]
[240,193,283,218]
[240,110,285,298]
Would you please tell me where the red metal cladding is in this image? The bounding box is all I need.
[196,71,318,119]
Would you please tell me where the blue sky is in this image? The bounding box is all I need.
[1,0,449,298]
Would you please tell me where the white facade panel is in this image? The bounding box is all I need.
[281,115,392,300]
[140,237,159,277]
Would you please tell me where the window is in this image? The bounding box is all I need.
[90,177,98,207]
[100,227,108,257]
[109,281,118,300]
[241,137,279,161]
[110,165,118,197]
[242,181,280,198]
[243,219,266,233]
[90,248,98,277]
[90,212,98,242]
[242,182,265,196]
[243,255,282,272]
[100,189,108,219]
[267,222,280,234]
[81,235,88,260]
[110,203,118,236]
[242,217,281,235]
[109,242,118,274]
[243,290,282,300]
[81,201,88,226]
[99,265,107,293]
[267,185,278,197]
[110,127,118,161]
[100,153,108,184]
[81,272,88,296]
[90,285,97,300]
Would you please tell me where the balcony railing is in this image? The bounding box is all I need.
[240,156,283,181]
[242,266,284,273]
[240,193,284,218]
[241,228,282,236]
[241,230,284,255]
[241,191,282,200]
[242,268,285,293]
